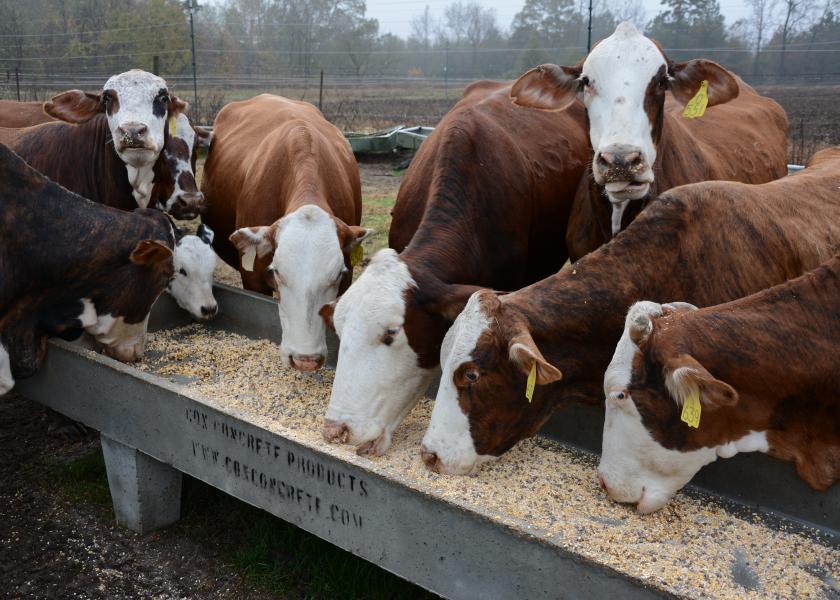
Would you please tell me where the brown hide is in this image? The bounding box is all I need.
[0,100,54,128]
[632,254,840,491]
[567,81,789,259]
[456,148,840,457]
[387,80,589,369]
[200,94,361,293]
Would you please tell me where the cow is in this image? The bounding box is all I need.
[321,80,589,456]
[0,142,175,396]
[0,93,216,321]
[0,100,53,128]
[598,258,840,513]
[510,21,788,258]
[200,94,367,372]
[420,147,840,475]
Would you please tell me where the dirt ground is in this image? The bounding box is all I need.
[0,392,276,600]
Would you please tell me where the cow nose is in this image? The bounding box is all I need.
[421,449,441,473]
[200,304,218,319]
[117,122,149,143]
[290,354,325,372]
[322,419,350,443]
[172,192,204,219]
[596,144,645,173]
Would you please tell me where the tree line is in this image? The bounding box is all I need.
[1,0,838,84]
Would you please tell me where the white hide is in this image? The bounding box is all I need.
[0,343,13,396]
[126,163,156,208]
[168,234,218,320]
[582,22,660,216]
[599,300,769,513]
[271,205,345,363]
[160,113,199,212]
[422,292,497,475]
[327,249,435,453]
[80,298,150,362]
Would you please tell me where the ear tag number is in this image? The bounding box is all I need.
[683,80,709,119]
[350,244,364,267]
[525,360,536,403]
[169,115,177,137]
[681,390,702,428]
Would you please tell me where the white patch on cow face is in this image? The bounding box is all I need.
[422,293,496,475]
[104,70,168,166]
[0,342,14,396]
[582,22,661,206]
[80,298,149,362]
[168,235,218,320]
[326,249,434,454]
[599,300,769,513]
[270,205,343,367]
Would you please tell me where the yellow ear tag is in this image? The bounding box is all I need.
[350,244,364,267]
[525,360,537,403]
[681,390,702,428]
[682,80,709,119]
[169,115,177,137]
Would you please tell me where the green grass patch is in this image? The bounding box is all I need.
[46,448,111,506]
[360,195,397,258]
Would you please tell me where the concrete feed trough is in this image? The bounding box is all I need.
[16,284,840,599]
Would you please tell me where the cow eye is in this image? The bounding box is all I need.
[267,266,276,274]
[381,327,399,346]
[579,75,590,90]
[179,268,187,276]
[465,369,480,383]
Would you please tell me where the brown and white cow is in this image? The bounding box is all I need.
[598,256,840,513]
[0,142,175,395]
[421,148,840,475]
[201,94,366,371]
[321,81,589,455]
[511,21,788,258]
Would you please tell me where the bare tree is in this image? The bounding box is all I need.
[410,5,434,48]
[747,0,777,76]
[777,0,815,75]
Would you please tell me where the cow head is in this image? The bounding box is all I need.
[153,113,212,220]
[45,70,187,208]
[230,205,370,372]
[511,21,739,234]
[421,290,562,475]
[168,224,218,320]
[596,300,763,513]
[322,249,476,456]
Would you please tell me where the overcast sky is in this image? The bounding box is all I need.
[366,0,752,39]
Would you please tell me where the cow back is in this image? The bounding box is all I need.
[0,100,54,128]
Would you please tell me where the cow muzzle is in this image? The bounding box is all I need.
[102,340,145,363]
[290,353,325,372]
[594,144,653,200]
[170,192,206,220]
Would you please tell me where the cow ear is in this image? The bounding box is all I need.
[167,94,188,116]
[45,90,103,124]
[669,59,739,108]
[319,302,336,332]
[229,226,274,272]
[130,239,174,267]
[664,354,738,410]
[197,224,215,245]
[343,226,373,252]
[511,63,581,111]
[508,330,563,385]
[194,126,214,148]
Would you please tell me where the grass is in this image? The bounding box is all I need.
[359,195,397,259]
[48,447,434,599]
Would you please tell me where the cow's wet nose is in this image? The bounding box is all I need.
[596,144,646,176]
[200,304,218,319]
[291,354,325,372]
[117,122,149,145]
[322,419,350,444]
[421,449,441,473]
[171,192,204,220]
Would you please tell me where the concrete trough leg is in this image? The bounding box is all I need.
[100,434,182,534]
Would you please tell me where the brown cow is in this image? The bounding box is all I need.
[201,94,366,372]
[0,142,175,395]
[321,80,589,456]
[598,257,840,513]
[420,148,840,475]
[0,100,53,128]
[511,21,788,258]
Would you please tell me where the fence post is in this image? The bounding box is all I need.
[15,67,20,102]
[152,55,160,76]
[319,69,324,111]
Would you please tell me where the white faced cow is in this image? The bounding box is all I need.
[168,224,218,320]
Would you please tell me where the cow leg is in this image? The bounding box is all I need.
[100,434,182,534]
